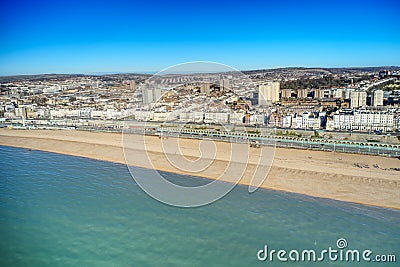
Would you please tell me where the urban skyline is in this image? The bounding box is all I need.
[2,67,399,140]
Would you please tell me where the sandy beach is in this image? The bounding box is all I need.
[0,128,399,209]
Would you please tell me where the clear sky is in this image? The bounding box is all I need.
[0,0,399,75]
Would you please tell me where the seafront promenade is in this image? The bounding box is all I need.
[5,121,399,157]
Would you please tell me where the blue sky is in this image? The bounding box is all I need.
[0,0,399,75]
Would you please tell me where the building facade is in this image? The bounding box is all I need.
[350,91,367,108]
[333,110,395,132]
[372,90,384,106]
[258,82,280,106]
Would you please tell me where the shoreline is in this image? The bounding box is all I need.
[1,128,399,209]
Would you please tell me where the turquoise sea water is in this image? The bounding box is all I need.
[0,145,398,266]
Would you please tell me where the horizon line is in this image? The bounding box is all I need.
[1,65,399,77]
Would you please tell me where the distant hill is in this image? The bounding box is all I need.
[322,66,400,74]
[1,66,399,82]
[0,73,151,83]
[242,66,400,75]
[0,74,88,83]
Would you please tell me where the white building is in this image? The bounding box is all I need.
[301,112,320,129]
[371,90,384,107]
[250,114,266,125]
[142,85,164,104]
[333,110,395,132]
[350,91,367,108]
[333,112,354,130]
[281,115,292,128]
[294,114,303,128]
[258,82,280,106]
[289,112,321,129]
[204,112,230,124]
